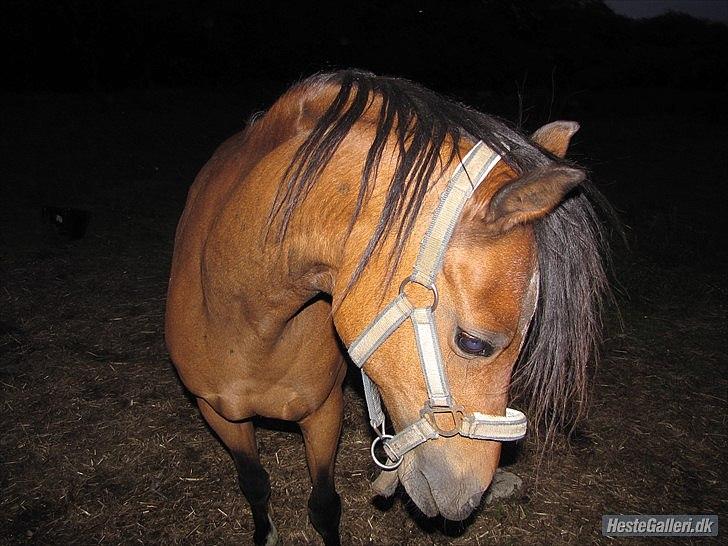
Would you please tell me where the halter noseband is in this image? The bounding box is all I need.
[347,141,529,470]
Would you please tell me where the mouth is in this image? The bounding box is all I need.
[398,458,484,521]
[398,460,439,517]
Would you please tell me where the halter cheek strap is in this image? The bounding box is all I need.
[347,141,530,470]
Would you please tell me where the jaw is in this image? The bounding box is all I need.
[397,439,500,521]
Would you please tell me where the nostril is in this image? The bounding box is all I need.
[467,490,484,510]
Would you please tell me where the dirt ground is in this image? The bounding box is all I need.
[1,87,725,544]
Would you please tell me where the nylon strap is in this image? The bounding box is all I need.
[411,307,451,407]
[383,408,528,461]
[348,293,414,366]
[460,408,528,441]
[348,293,414,429]
[383,417,438,461]
[361,372,385,430]
[411,141,501,286]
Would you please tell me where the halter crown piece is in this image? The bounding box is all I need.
[347,141,528,470]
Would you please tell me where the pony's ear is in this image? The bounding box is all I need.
[531,121,580,158]
[481,165,585,236]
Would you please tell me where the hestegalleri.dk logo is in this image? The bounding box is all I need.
[602,515,718,537]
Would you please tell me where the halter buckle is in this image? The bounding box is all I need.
[420,402,465,437]
[399,276,438,311]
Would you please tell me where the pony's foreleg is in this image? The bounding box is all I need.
[197,399,277,546]
[299,385,344,546]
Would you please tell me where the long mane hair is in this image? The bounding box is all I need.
[266,70,611,439]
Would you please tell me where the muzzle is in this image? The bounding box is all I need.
[347,141,529,470]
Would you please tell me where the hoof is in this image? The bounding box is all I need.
[484,469,522,504]
[263,515,278,546]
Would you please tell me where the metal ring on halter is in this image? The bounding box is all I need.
[370,435,402,470]
[398,276,438,311]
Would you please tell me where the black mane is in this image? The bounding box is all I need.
[267,70,611,439]
[268,70,549,284]
[513,182,612,442]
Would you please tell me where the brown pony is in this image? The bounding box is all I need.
[165,70,609,545]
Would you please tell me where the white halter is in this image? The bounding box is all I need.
[347,141,529,470]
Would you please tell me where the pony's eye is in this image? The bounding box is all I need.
[456,329,495,357]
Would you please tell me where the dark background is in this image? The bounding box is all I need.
[1,1,726,544]
[4,0,728,95]
[3,0,727,263]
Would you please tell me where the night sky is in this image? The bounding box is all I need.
[605,0,728,22]
[3,0,727,94]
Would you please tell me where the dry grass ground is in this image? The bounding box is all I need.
[1,89,725,544]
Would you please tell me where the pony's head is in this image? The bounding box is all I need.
[335,123,593,520]
[272,71,609,521]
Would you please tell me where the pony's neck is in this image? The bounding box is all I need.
[273,171,359,310]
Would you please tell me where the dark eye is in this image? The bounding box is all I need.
[456,329,495,357]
